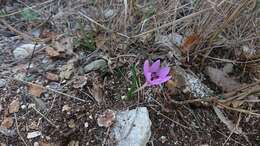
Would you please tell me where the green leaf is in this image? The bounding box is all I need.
[0,9,7,16]
[21,8,39,21]
[126,64,140,100]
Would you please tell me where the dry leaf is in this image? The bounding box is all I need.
[45,47,60,57]
[28,121,38,130]
[1,117,13,128]
[0,104,2,112]
[181,34,200,53]
[97,109,116,127]
[62,105,71,112]
[213,106,243,134]
[28,84,44,97]
[68,141,79,146]
[206,67,240,92]
[39,141,52,146]
[8,99,20,113]
[46,72,59,81]
[231,100,245,108]
[95,34,107,49]
[166,80,177,89]
[72,76,87,89]
[91,81,104,104]
[54,37,73,54]
[68,119,76,128]
[59,63,74,80]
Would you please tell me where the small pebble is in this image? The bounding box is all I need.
[21,105,27,110]
[84,122,89,128]
[0,79,6,88]
[27,131,42,139]
[160,136,167,144]
[33,142,39,146]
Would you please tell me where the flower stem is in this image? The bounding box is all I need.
[133,82,148,93]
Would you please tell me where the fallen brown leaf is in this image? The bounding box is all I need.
[28,84,44,97]
[72,76,87,89]
[45,47,60,58]
[68,141,79,146]
[213,106,243,134]
[68,119,76,129]
[0,143,7,146]
[97,109,116,127]
[54,37,73,54]
[46,72,59,81]
[95,33,107,49]
[206,67,240,92]
[91,79,104,104]
[181,33,200,53]
[59,63,74,80]
[8,99,20,113]
[62,105,71,112]
[39,141,51,146]
[0,116,13,128]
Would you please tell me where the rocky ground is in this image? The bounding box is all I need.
[0,0,260,146]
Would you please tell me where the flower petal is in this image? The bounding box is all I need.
[144,72,152,83]
[149,76,171,85]
[143,60,150,74]
[158,67,170,77]
[159,76,171,83]
[150,60,160,72]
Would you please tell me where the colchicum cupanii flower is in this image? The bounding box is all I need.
[143,60,171,86]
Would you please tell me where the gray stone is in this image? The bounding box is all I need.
[174,66,213,98]
[112,107,151,146]
[0,79,6,88]
[83,59,108,73]
[104,9,115,18]
[13,44,40,59]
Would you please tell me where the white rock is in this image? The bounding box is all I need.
[84,122,89,128]
[104,9,115,18]
[156,33,183,60]
[0,79,6,88]
[156,33,183,47]
[112,107,151,146]
[33,142,40,146]
[27,131,42,139]
[174,66,213,98]
[13,44,40,59]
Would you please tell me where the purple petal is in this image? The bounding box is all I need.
[143,60,150,74]
[150,60,160,72]
[149,76,171,85]
[144,72,152,83]
[158,67,170,77]
[159,76,171,83]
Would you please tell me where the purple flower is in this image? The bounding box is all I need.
[143,59,171,86]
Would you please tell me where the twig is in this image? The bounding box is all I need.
[0,0,54,18]
[216,130,247,146]
[149,106,191,130]
[26,42,38,75]
[31,106,58,128]
[132,8,212,38]
[78,11,129,39]
[13,78,86,102]
[14,113,28,146]
[223,113,241,146]
[217,102,260,116]
[0,19,51,43]
[0,19,34,40]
